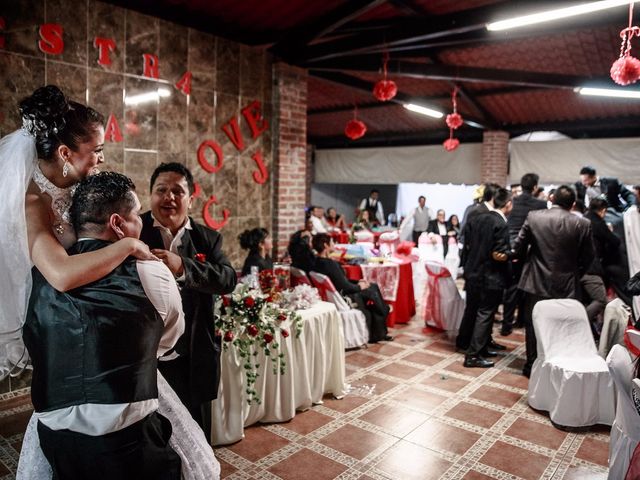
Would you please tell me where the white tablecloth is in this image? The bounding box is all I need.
[211,301,346,445]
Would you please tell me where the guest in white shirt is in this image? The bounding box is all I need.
[310,206,329,234]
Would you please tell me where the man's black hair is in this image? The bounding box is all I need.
[520,173,540,193]
[553,185,577,210]
[493,188,512,209]
[149,162,195,194]
[580,166,596,176]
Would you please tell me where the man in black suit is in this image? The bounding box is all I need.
[462,188,513,368]
[576,166,635,213]
[513,185,594,377]
[502,173,548,336]
[140,162,237,442]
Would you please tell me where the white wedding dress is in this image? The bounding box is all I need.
[9,138,219,480]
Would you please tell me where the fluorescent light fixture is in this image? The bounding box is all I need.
[487,0,631,31]
[124,87,172,106]
[577,86,640,98]
[465,120,485,129]
[403,103,443,118]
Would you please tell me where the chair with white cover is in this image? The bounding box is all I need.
[354,230,374,243]
[418,232,444,263]
[290,266,312,287]
[378,230,400,256]
[529,299,615,427]
[309,272,368,349]
[444,237,460,279]
[606,344,640,480]
[421,261,464,338]
[599,298,631,359]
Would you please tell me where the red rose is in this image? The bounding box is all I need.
[247,324,259,337]
[244,297,255,307]
[278,313,287,322]
[280,329,290,338]
[223,331,234,342]
[263,333,274,344]
[195,253,206,263]
[222,296,230,307]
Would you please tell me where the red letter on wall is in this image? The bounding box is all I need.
[175,71,192,95]
[203,195,230,230]
[38,24,64,55]
[94,37,116,66]
[142,53,159,79]
[197,140,224,174]
[241,100,268,139]
[251,150,268,184]
[221,117,244,152]
[0,17,6,49]
[104,114,123,143]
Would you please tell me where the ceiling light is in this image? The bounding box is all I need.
[403,103,443,118]
[486,0,631,31]
[577,86,640,98]
[124,87,172,106]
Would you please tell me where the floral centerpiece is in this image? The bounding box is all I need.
[215,283,302,405]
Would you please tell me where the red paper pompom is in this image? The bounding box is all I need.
[611,56,640,85]
[445,112,463,130]
[223,331,234,342]
[345,119,367,140]
[443,138,460,151]
[247,324,259,337]
[373,79,398,101]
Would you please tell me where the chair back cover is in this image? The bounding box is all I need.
[417,233,444,263]
[421,261,464,334]
[379,231,400,256]
[444,240,460,278]
[599,298,631,358]
[533,299,597,360]
[290,266,312,287]
[309,272,349,312]
[354,230,374,242]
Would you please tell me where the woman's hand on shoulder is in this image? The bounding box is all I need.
[121,237,159,261]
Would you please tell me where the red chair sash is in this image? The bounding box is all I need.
[423,265,451,329]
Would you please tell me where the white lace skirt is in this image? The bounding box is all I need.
[16,372,220,480]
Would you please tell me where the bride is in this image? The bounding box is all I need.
[0,85,219,480]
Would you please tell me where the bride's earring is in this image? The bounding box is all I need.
[62,160,69,178]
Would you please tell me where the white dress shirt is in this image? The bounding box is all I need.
[359,197,385,225]
[35,250,185,436]
[310,215,329,235]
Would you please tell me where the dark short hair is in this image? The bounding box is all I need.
[520,173,539,193]
[418,196,425,201]
[493,188,512,209]
[149,162,195,194]
[71,172,137,234]
[370,189,379,194]
[634,185,640,193]
[589,197,608,211]
[482,183,500,202]
[312,233,331,253]
[239,228,269,252]
[553,185,576,209]
[580,166,596,176]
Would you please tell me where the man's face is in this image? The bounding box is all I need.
[437,210,445,222]
[635,188,640,204]
[419,197,426,208]
[116,192,143,240]
[512,186,522,197]
[370,191,379,201]
[504,199,513,216]
[313,207,324,218]
[150,171,193,233]
[581,174,596,187]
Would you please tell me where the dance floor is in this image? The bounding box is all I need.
[0,323,610,480]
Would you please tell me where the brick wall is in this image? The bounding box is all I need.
[481,130,509,186]
[272,63,308,258]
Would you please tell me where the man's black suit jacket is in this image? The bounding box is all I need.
[507,192,547,242]
[584,210,621,274]
[140,211,237,404]
[461,210,511,291]
[575,177,635,212]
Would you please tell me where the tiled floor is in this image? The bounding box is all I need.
[0,322,610,480]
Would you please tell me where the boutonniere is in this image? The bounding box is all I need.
[195,253,207,263]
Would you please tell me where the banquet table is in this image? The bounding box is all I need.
[342,259,416,326]
[329,231,350,244]
[210,301,346,445]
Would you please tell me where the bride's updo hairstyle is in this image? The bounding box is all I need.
[19,85,105,161]
[239,228,269,253]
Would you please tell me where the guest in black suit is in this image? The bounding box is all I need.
[140,162,237,441]
[462,188,513,368]
[513,185,594,377]
[239,227,273,277]
[502,173,548,336]
[312,233,391,343]
[576,166,635,213]
[427,209,450,257]
[288,229,316,273]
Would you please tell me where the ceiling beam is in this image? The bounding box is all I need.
[270,0,387,59]
[310,59,611,89]
[309,70,491,128]
[387,0,426,17]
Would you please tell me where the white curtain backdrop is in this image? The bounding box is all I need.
[396,183,479,221]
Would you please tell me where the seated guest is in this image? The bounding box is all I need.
[447,214,461,240]
[428,209,450,256]
[325,207,346,231]
[312,233,391,343]
[288,229,316,273]
[309,206,329,234]
[239,227,273,277]
[24,172,183,479]
[352,210,373,232]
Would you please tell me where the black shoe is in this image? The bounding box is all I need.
[464,356,494,368]
[488,340,507,351]
[383,335,394,341]
[522,368,531,378]
[500,327,513,336]
[513,322,524,329]
[480,349,498,358]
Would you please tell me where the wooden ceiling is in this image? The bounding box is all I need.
[104,0,640,147]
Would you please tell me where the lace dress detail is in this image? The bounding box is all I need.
[31,165,76,249]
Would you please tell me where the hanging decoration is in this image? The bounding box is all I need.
[611,2,640,86]
[345,106,367,140]
[372,52,398,101]
[443,87,462,152]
